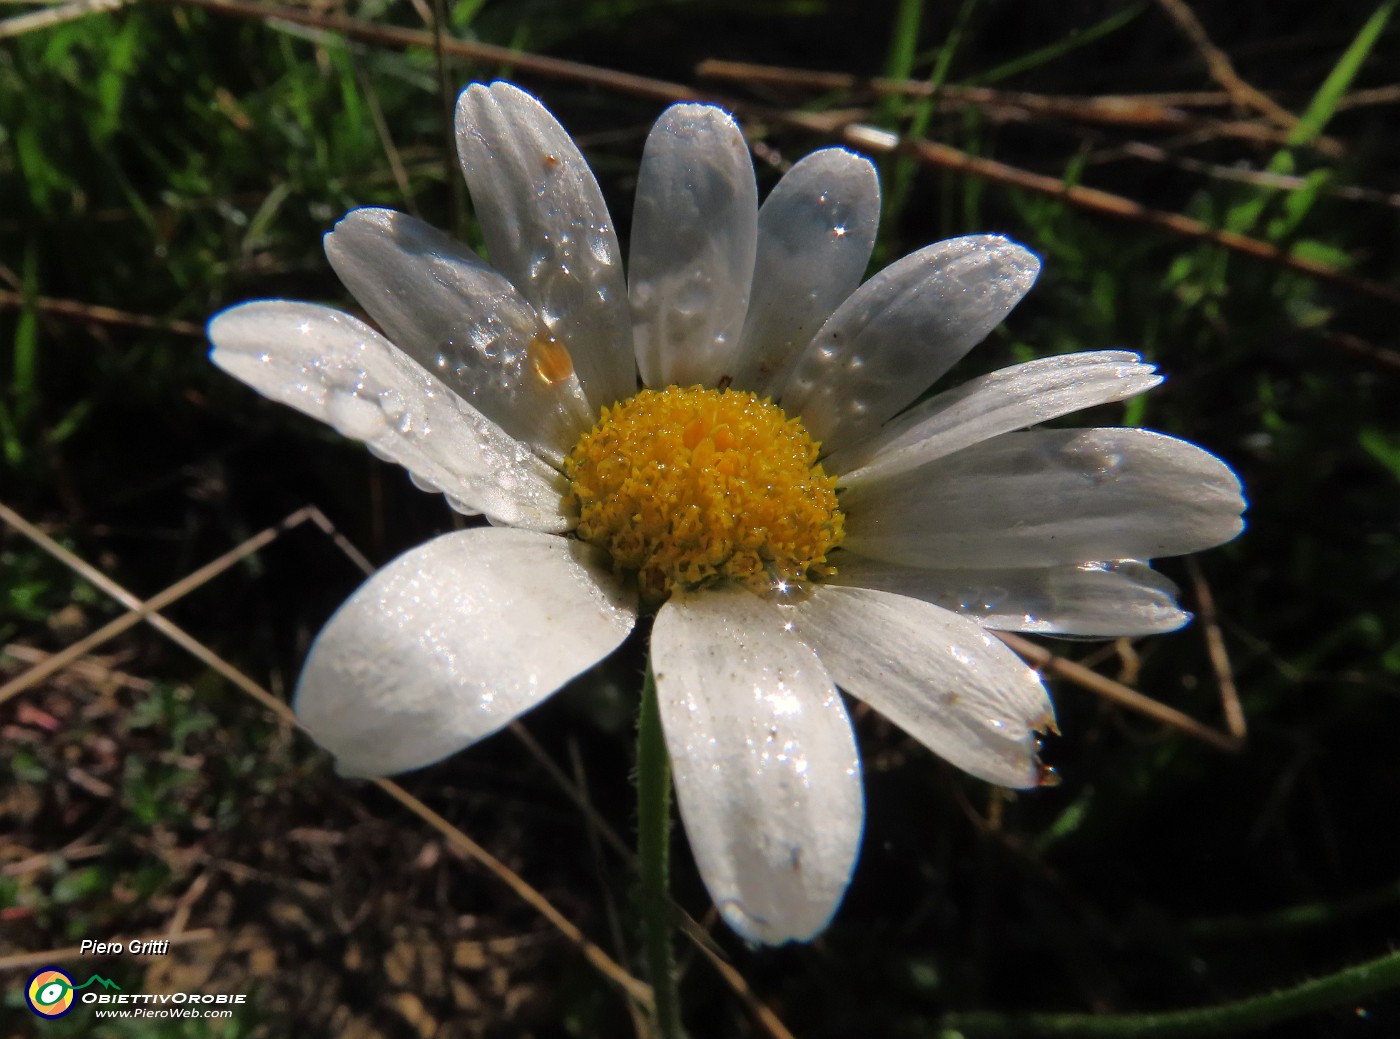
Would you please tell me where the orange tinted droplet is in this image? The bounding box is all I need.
[529,334,574,384]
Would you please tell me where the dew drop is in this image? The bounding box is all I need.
[588,228,614,265]
[326,392,386,439]
[760,577,815,605]
[377,387,409,433]
[528,333,574,385]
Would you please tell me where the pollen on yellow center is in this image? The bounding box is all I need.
[565,386,845,602]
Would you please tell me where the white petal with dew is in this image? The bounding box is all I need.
[829,350,1160,480]
[295,528,637,777]
[455,82,635,411]
[324,208,592,464]
[728,148,880,397]
[629,103,758,390]
[784,586,1054,787]
[209,301,568,530]
[652,586,863,945]
[780,235,1040,452]
[832,555,1188,636]
[842,427,1246,569]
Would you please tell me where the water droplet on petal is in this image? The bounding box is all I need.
[588,228,614,265]
[326,392,386,440]
[528,333,574,385]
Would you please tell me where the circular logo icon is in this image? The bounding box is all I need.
[26,967,77,1018]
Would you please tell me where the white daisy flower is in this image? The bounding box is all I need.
[208,81,1245,945]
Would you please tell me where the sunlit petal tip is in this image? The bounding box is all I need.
[720,896,838,946]
[830,350,1171,481]
[980,233,1041,279]
[454,80,634,412]
[787,586,1054,789]
[657,100,742,129]
[630,103,757,388]
[652,588,863,945]
[844,429,1247,570]
[780,234,1048,449]
[729,146,881,396]
[294,528,637,778]
[208,299,569,531]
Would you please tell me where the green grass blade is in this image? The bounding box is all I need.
[972,4,1145,84]
[1287,0,1397,148]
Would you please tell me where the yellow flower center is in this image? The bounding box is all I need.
[565,386,845,602]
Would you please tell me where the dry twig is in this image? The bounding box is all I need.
[995,631,1245,754]
[1153,0,1301,132]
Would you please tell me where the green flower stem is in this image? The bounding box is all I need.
[637,662,684,1039]
[940,946,1400,1038]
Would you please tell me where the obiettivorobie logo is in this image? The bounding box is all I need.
[26,967,121,1019]
[22,964,248,1021]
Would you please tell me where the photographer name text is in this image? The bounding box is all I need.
[79,939,171,956]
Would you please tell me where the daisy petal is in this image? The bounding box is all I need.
[295,528,637,777]
[828,350,1161,480]
[455,82,634,411]
[780,235,1040,451]
[842,428,1245,568]
[209,301,568,530]
[784,586,1053,787]
[832,555,1189,636]
[728,148,880,397]
[652,586,862,944]
[629,104,758,390]
[324,208,592,464]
